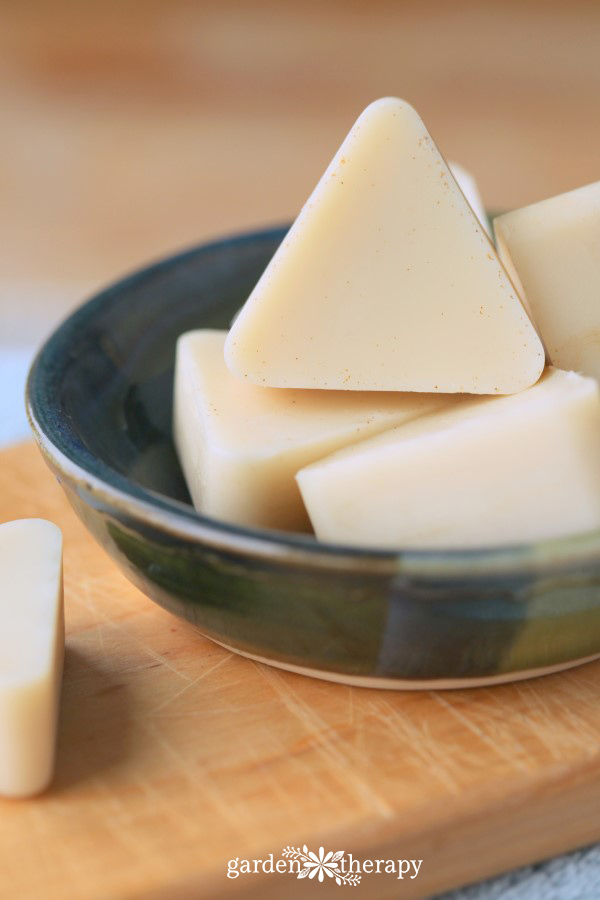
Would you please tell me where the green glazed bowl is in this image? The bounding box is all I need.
[26,226,600,688]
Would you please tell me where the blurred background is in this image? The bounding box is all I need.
[1,0,600,438]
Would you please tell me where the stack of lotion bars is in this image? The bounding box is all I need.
[175,97,600,550]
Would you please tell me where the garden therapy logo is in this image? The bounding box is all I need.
[227,845,423,884]
[283,846,360,885]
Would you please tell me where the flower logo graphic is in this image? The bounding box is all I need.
[301,847,341,882]
[282,846,361,885]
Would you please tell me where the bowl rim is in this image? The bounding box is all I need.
[26,225,600,579]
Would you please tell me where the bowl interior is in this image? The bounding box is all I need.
[34,227,289,517]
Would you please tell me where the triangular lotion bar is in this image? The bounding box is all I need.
[226,98,544,394]
[0,519,64,797]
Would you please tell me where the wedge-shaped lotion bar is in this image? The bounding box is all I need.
[0,519,64,797]
[297,369,600,549]
[494,182,600,382]
[174,330,456,531]
[226,97,544,394]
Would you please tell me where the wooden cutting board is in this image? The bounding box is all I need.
[3,441,600,900]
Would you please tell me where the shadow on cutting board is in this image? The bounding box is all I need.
[53,647,132,792]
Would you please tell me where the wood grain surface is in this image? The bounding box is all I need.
[2,441,600,899]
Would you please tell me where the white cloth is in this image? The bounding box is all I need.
[0,346,36,447]
[439,844,600,899]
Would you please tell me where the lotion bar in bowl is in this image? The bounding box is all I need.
[494,182,600,382]
[297,369,600,549]
[0,519,64,798]
[225,97,544,394]
[174,330,458,532]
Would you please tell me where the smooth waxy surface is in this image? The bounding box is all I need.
[494,182,600,382]
[174,330,454,531]
[298,369,600,549]
[0,518,63,797]
[226,97,544,394]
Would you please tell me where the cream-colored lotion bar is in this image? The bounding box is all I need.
[174,330,457,531]
[297,369,600,549]
[494,182,600,382]
[0,519,64,797]
[448,161,491,236]
[226,97,543,394]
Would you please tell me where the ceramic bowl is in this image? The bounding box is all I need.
[27,226,600,689]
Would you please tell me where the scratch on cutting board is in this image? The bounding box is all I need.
[429,692,531,774]
[139,721,254,835]
[93,772,198,869]
[480,681,600,763]
[68,577,194,683]
[106,814,173,871]
[253,662,394,819]
[149,653,233,714]
[238,668,349,809]
[512,680,556,721]
[367,697,463,795]
[224,723,314,813]
[347,685,355,728]
[563,668,600,692]
[477,686,559,752]
[149,705,252,718]
[560,708,600,750]
[509,681,594,758]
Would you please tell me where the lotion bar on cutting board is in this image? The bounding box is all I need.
[0,519,64,798]
[297,369,600,549]
[494,182,600,382]
[174,330,458,531]
[225,97,543,394]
